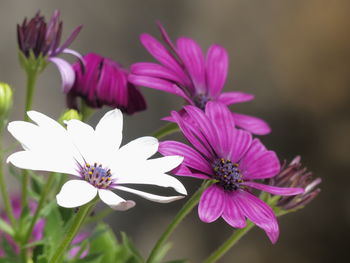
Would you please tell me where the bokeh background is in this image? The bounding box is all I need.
[1,0,349,262]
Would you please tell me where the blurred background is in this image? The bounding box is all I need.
[0,0,349,262]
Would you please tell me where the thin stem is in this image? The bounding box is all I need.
[203,221,255,263]
[50,198,98,263]
[146,180,213,263]
[0,144,16,228]
[21,70,38,209]
[22,173,55,243]
[152,122,179,139]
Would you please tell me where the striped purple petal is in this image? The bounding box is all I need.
[240,139,281,180]
[234,190,279,243]
[140,33,188,82]
[159,140,212,176]
[198,185,225,223]
[131,62,185,84]
[218,91,255,105]
[232,112,271,135]
[205,101,236,158]
[206,44,229,97]
[242,182,304,196]
[177,37,206,92]
[222,191,246,228]
[128,75,192,103]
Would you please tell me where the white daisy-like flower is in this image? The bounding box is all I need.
[7,109,186,210]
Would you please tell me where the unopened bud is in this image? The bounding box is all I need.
[0,82,13,119]
[58,109,82,125]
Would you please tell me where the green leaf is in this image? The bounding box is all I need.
[76,253,103,263]
[89,223,119,263]
[164,260,189,263]
[152,123,179,139]
[0,218,14,236]
[121,232,144,262]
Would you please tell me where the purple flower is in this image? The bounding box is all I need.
[159,102,303,243]
[269,156,321,210]
[17,10,83,92]
[67,53,146,115]
[129,22,270,135]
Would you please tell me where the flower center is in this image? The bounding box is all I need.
[193,93,210,110]
[212,158,243,191]
[80,163,113,189]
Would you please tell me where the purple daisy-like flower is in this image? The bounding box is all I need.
[67,53,146,115]
[17,10,83,92]
[129,22,270,135]
[159,102,303,243]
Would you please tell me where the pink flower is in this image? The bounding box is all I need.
[129,22,270,135]
[67,53,146,115]
[159,102,303,243]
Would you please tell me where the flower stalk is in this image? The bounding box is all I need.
[50,197,98,263]
[147,180,214,263]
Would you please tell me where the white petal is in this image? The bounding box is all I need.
[7,151,79,176]
[146,156,184,173]
[8,121,43,150]
[110,137,158,170]
[65,119,97,164]
[49,57,75,92]
[95,109,123,163]
[56,180,97,208]
[114,186,185,203]
[27,111,66,131]
[98,189,135,211]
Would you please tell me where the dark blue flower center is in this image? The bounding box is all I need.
[212,158,243,191]
[193,93,210,110]
[81,163,113,189]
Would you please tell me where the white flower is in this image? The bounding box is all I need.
[7,109,186,210]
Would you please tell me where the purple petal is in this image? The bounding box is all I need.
[206,44,229,97]
[198,185,225,223]
[234,190,279,243]
[32,219,45,241]
[242,182,304,196]
[204,101,236,157]
[156,21,177,53]
[222,192,246,228]
[171,111,213,159]
[229,129,252,163]
[159,141,212,176]
[62,48,84,61]
[183,105,219,151]
[240,139,281,180]
[232,112,271,135]
[55,25,83,55]
[125,83,147,114]
[128,75,192,103]
[218,91,255,105]
[176,37,206,92]
[140,34,189,83]
[172,164,210,179]
[49,57,75,92]
[131,62,185,84]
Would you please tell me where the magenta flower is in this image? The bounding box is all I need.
[159,102,303,243]
[129,22,270,135]
[67,53,146,114]
[17,10,82,91]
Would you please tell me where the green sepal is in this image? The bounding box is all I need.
[18,49,48,75]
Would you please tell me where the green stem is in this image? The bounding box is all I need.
[152,122,179,139]
[50,198,98,263]
[80,101,95,122]
[22,173,55,243]
[203,221,255,263]
[0,144,16,228]
[21,70,39,210]
[146,180,213,263]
